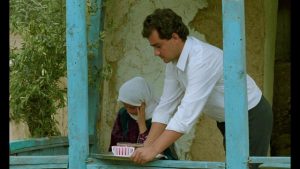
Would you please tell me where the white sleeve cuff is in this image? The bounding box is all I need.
[151,112,171,125]
[165,117,192,134]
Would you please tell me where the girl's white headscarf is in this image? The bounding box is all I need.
[118,76,158,120]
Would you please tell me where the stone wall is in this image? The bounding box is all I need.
[99,0,216,160]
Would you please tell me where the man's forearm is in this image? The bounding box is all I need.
[144,122,167,146]
[151,130,183,154]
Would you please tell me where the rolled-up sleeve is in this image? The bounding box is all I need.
[152,63,185,124]
[166,52,223,133]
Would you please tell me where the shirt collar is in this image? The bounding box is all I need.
[176,36,192,71]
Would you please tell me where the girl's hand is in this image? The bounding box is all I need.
[137,102,146,133]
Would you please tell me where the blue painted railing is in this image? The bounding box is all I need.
[222,0,249,169]
[222,0,290,169]
[10,136,69,155]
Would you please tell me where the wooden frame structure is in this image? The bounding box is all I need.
[10,0,290,169]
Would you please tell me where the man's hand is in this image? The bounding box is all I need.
[130,146,159,164]
[133,129,183,164]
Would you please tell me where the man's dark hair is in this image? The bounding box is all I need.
[142,8,189,41]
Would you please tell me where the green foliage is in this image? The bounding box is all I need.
[10,0,66,137]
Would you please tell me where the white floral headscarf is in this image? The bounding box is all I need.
[118,76,158,120]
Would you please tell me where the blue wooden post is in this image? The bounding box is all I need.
[66,0,89,168]
[87,0,104,153]
[222,0,249,169]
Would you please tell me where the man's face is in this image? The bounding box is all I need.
[148,30,181,63]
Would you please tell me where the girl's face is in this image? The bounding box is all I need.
[123,103,139,115]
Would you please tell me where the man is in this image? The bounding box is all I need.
[130,8,273,168]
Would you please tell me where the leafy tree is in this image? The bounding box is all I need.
[10,0,66,137]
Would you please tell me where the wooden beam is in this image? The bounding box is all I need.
[10,164,67,169]
[10,136,68,154]
[249,156,290,164]
[10,155,68,164]
[259,163,290,169]
[87,156,225,169]
[66,0,89,168]
[222,0,249,169]
[87,0,104,154]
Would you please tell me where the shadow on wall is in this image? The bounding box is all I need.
[270,0,290,156]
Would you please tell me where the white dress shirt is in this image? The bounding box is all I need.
[152,36,262,133]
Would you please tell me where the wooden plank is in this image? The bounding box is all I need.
[249,156,290,164]
[90,153,135,161]
[87,165,179,169]
[10,136,68,154]
[10,164,67,169]
[10,155,68,164]
[10,135,95,155]
[87,165,168,169]
[11,143,68,155]
[250,157,291,169]
[259,163,290,169]
[13,145,68,156]
[66,0,89,168]
[222,0,249,169]
[90,153,166,161]
[87,157,225,169]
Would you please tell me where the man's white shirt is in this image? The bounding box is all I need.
[152,36,262,133]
